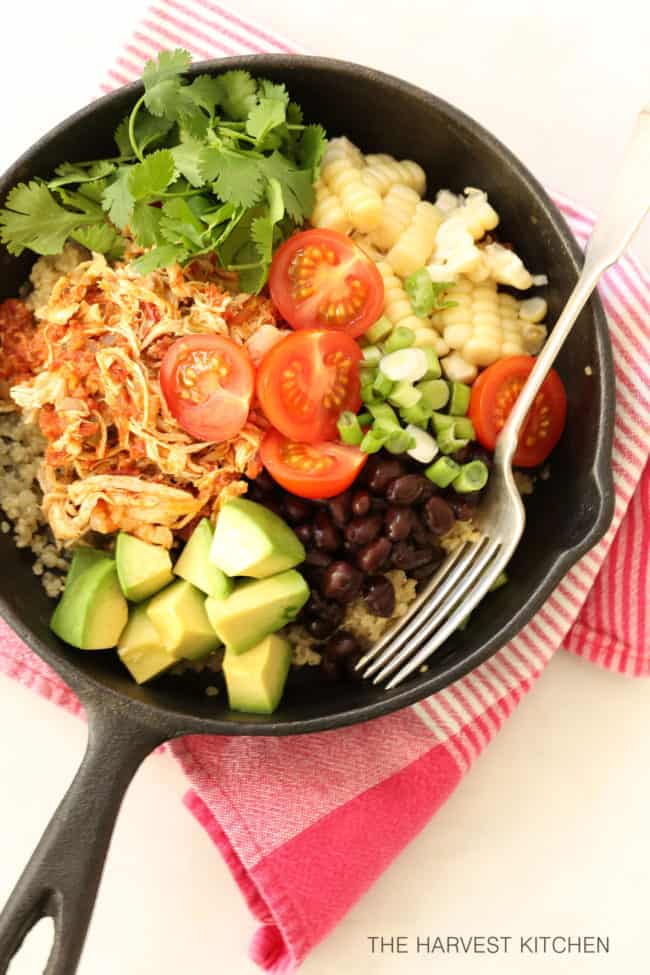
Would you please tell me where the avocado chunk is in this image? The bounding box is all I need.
[174,519,233,599]
[51,559,128,650]
[115,532,174,602]
[118,604,176,684]
[223,634,292,714]
[210,498,305,579]
[66,546,111,588]
[205,569,309,655]
[146,580,221,660]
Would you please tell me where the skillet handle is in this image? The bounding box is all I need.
[0,700,166,975]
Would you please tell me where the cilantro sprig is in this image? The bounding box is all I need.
[0,50,327,293]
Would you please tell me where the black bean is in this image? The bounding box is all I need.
[423,497,455,536]
[305,548,333,568]
[328,490,352,527]
[385,474,427,506]
[410,519,439,548]
[370,497,388,512]
[251,469,276,495]
[384,506,413,542]
[410,556,444,581]
[345,512,383,547]
[324,630,359,660]
[303,592,344,625]
[302,565,326,591]
[391,541,434,571]
[319,654,341,681]
[321,561,364,603]
[364,455,406,494]
[356,537,392,574]
[258,497,285,519]
[449,498,474,521]
[294,523,312,546]
[363,575,396,617]
[350,489,371,517]
[313,510,341,552]
[451,444,473,464]
[306,615,341,639]
[283,495,312,524]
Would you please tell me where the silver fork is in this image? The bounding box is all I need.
[357,105,650,690]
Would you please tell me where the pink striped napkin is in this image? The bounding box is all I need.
[1,3,649,972]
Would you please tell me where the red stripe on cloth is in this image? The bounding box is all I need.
[141,17,216,59]
[148,6,239,56]
[195,0,295,53]
[163,0,267,53]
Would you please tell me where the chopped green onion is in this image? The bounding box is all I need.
[399,402,433,428]
[452,417,476,440]
[453,460,489,492]
[388,381,421,409]
[436,424,469,455]
[448,381,471,416]
[384,325,415,354]
[364,315,393,345]
[372,371,394,399]
[379,347,428,382]
[356,412,372,427]
[404,268,435,317]
[489,571,508,593]
[360,426,390,454]
[431,411,455,434]
[368,402,401,429]
[360,365,377,387]
[417,379,449,411]
[362,346,382,366]
[361,382,383,406]
[337,411,364,445]
[384,428,416,454]
[405,425,438,464]
[425,456,461,488]
[422,347,442,380]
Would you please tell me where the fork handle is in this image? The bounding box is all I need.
[496,106,650,465]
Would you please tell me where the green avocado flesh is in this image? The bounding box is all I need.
[210,498,305,579]
[146,580,221,660]
[205,569,309,655]
[50,559,128,650]
[115,532,174,602]
[118,603,177,684]
[65,546,111,588]
[174,518,233,599]
[223,634,292,714]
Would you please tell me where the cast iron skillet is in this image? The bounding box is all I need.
[0,55,614,974]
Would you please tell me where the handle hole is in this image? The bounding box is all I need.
[7,917,54,975]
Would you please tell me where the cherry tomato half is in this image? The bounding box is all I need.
[469,355,567,468]
[259,429,368,499]
[268,229,384,338]
[160,334,254,443]
[256,329,362,443]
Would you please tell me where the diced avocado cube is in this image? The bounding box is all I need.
[210,498,305,579]
[51,559,128,650]
[116,533,174,602]
[174,519,233,599]
[146,580,221,660]
[65,546,111,589]
[223,634,292,714]
[118,604,176,684]
[205,570,309,655]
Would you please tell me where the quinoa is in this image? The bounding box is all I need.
[25,244,88,311]
[440,518,482,553]
[0,411,69,597]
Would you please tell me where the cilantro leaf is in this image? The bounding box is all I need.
[246,98,286,143]
[171,138,205,187]
[159,198,206,249]
[216,70,257,120]
[71,223,125,260]
[200,148,263,207]
[132,243,187,275]
[77,178,110,203]
[404,269,455,317]
[287,101,303,125]
[296,125,327,172]
[130,202,163,247]
[128,150,175,200]
[0,181,99,256]
[251,215,274,264]
[102,167,135,229]
[187,74,223,116]
[266,177,284,225]
[142,49,192,117]
[260,153,314,222]
[237,261,268,295]
[48,160,116,189]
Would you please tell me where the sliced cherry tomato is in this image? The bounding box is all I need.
[160,334,254,443]
[469,355,567,468]
[256,329,362,443]
[268,228,384,338]
[259,429,367,499]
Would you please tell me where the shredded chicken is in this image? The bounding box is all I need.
[5,247,288,548]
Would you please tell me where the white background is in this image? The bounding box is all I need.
[1,2,649,973]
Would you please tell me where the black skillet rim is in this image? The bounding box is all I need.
[0,54,615,737]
